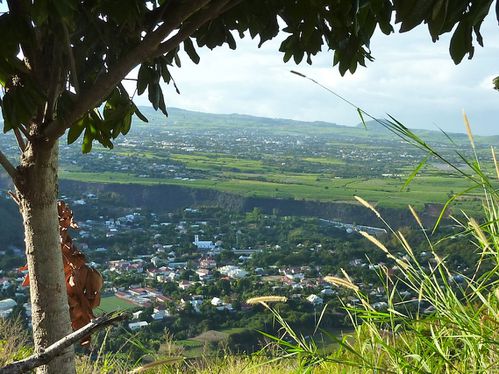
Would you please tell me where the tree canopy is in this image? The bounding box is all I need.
[0,0,497,161]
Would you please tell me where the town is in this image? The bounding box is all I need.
[0,108,487,357]
[0,186,473,357]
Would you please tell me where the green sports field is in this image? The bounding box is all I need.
[96,296,138,314]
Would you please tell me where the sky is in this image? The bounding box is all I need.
[0,4,497,135]
[129,14,499,136]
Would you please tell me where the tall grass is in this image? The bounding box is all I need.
[0,316,32,366]
[254,88,499,372]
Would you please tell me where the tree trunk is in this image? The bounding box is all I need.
[16,139,75,374]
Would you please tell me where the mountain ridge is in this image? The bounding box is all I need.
[135,107,498,144]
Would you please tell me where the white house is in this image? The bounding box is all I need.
[151,309,167,320]
[228,268,248,279]
[211,297,222,306]
[306,294,324,305]
[0,298,16,311]
[128,321,148,331]
[193,235,215,250]
[0,298,16,319]
[321,288,336,296]
[132,311,143,320]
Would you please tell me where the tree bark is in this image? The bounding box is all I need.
[16,139,75,374]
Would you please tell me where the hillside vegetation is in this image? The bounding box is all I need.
[57,108,496,212]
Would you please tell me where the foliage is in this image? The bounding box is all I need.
[256,113,499,373]
[0,0,497,154]
[0,317,32,366]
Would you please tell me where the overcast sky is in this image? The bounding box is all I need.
[130,14,498,136]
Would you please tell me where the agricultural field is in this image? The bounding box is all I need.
[2,107,493,210]
[60,168,479,210]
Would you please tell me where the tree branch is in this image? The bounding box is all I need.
[0,150,19,183]
[7,190,20,205]
[17,124,30,140]
[13,128,26,152]
[42,0,213,140]
[153,0,238,58]
[62,22,80,95]
[0,313,128,374]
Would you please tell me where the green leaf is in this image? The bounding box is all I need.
[428,0,448,40]
[0,14,22,56]
[121,111,132,135]
[283,50,293,63]
[401,154,429,192]
[0,83,43,133]
[226,31,236,50]
[183,38,200,64]
[397,0,434,33]
[137,65,151,95]
[133,104,148,123]
[449,21,472,64]
[81,128,93,153]
[67,118,86,144]
[148,83,160,110]
[98,135,114,149]
[1,92,14,133]
[158,88,168,116]
[357,108,367,129]
[493,76,499,91]
[293,50,304,64]
[174,53,181,68]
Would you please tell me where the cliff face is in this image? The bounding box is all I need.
[60,180,443,228]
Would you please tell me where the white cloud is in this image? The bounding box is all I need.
[129,15,499,136]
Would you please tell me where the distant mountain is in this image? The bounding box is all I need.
[140,106,344,132]
[1,106,498,145]
[355,119,393,133]
[354,118,499,145]
[135,107,498,146]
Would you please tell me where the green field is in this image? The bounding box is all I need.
[60,168,479,209]
[96,296,138,314]
[59,113,494,211]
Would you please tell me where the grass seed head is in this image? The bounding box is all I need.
[354,195,381,218]
[409,205,424,229]
[246,296,288,305]
[491,146,499,180]
[359,231,390,254]
[324,275,359,292]
[469,218,490,252]
[463,111,475,150]
[397,230,415,258]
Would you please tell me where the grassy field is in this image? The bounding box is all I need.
[96,296,138,314]
[60,168,479,209]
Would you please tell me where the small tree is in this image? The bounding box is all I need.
[0,1,496,373]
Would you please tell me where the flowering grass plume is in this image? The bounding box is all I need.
[246,296,288,305]
[323,275,359,292]
[354,195,381,218]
